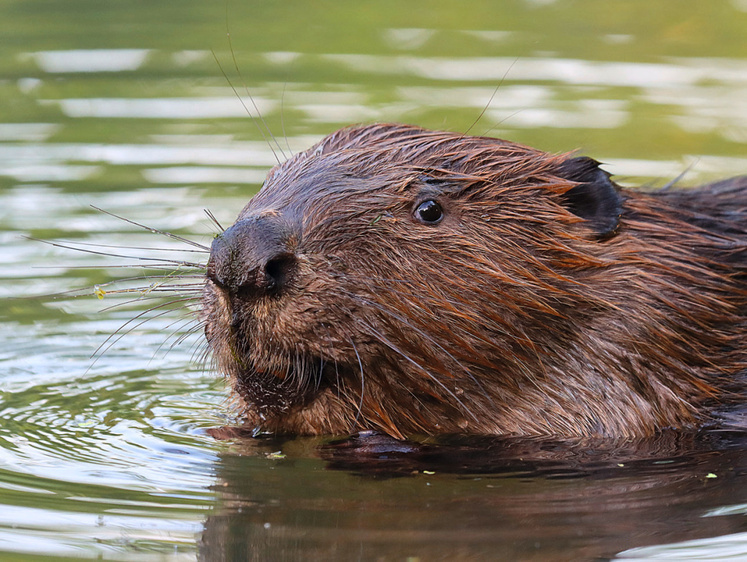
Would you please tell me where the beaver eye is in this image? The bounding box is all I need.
[414,200,443,224]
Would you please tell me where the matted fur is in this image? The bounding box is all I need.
[202,123,746,439]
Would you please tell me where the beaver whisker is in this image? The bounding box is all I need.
[27,236,207,269]
[93,296,198,360]
[99,282,204,296]
[342,290,495,406]
[156,305,201,331]
[334,360,343,403]
[51,265,205,273]
[36,238,209,254]
[211,44,286,165]
[93,274,206,288]
[315,356,327,392]
[348,336,367,434]
[19,279,156,302]
[97,284,202,312]
[290,351,305,390]
[110,282,205,293]
[126,283,205,292]
[107,299,198,345]
[291,352,327,395]
[337,275,527,360]
[169,317,204,348]
[355,320,480,425]
[222,32,288,162]
[320,310,438,420]
[152,316,203,360]
[463,58,518,136]
[35,204,210,372]
[204,208,226,233]
[190,333,214,375]
[98,295,200,316]
[319,322,347,404]
[90,206,211,251]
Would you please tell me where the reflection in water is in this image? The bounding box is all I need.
[0,141,278,165]
[3,48,744,191]
[142,166,269,185]
[0,123,59,142]
[324,53,747,89]
[618,532,747,560]
[0,351,221,557]
[47,96,277,119]
[200,433,747,561]
[27,49,152,73]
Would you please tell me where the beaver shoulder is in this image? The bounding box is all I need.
[202,123,746,439]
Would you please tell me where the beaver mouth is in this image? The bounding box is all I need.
[232,354,346,419]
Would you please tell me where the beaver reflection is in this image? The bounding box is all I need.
[202,123,745,440]
[198,432,747,561]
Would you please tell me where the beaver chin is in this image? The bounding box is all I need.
[229,358,333,421]
[202,286,345,428]
[225,352,370,435]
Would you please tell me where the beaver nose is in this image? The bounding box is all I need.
[207,213,298,298]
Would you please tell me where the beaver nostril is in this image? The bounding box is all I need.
[207,213,299,298]
[264,254,297,294]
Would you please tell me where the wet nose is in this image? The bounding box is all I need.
[207,212,298,297]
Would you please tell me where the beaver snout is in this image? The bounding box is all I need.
[207,212,299,298]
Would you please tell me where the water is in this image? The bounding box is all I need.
[1,0,746,559]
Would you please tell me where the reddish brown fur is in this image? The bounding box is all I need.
[202,123,746,439]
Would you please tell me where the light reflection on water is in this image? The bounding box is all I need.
[323,53,747,86]
[617,532,747,560]
[1,0,746,559]
[46,96,278,119]
[26,49,152,73]
[0,320,221,557]
[4,52,745,190]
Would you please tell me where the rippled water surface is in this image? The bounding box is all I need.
[2,0,746,560]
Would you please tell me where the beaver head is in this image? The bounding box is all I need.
[202,123,745,439]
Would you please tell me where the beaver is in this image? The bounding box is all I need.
[202,123,746,439]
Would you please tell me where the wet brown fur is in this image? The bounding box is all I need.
[202,123,746,439]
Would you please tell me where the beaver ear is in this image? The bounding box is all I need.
[556,156,623,239]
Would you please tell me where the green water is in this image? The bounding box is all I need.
[1,0,746,559]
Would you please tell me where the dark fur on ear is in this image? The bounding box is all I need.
[556,156,623,239]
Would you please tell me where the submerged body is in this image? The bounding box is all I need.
[202,124,746,439]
